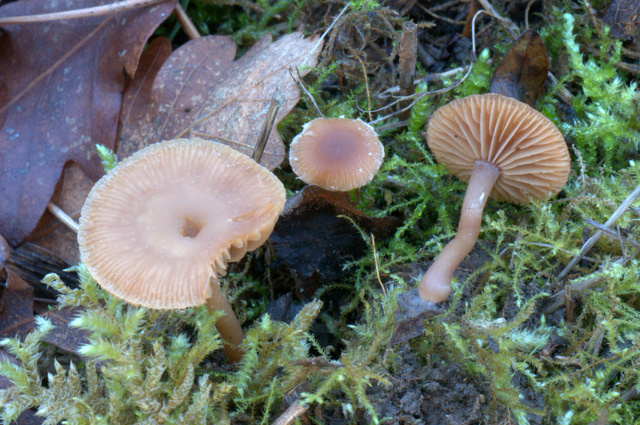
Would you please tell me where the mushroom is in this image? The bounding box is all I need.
[78,138,285,361]
[419,93,570,303]
[289,117,385,191]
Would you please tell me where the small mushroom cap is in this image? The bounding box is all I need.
[427,93,570,204]
[289,117,385,191]
[78,138,285,310]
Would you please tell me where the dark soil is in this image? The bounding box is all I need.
[365,344,500,425]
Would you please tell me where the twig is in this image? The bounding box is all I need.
[476,0,519,37]
[556,182,640,281]
[564,284,574,322]
[300,3,349,68]
[371,234,387,296]
[546,72,573,105]
[524,0,537,31]
[173,3,200,39]
[379,65,469,97]
[397,20,417,119]
[471,9,516,61]
[26,212,81,241]
[429,0,465,13]
[583,0,602,38]
[521,242,596,262]
[252,91,284,164]
[289,68,324,117]
[271,400,308,425]
[544,269,608,313]
[584,217,640,249]
[417,3,465,25]
[583,46,640,76]
[46,203,79,233]
[369,63,474,125]
[0,0,168,25]
[352,50,373,122]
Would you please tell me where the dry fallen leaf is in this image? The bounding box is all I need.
[0,0,177,246]
[601,0,640,39]
[0,270,34,339]
[489,30,549,107]
[41,307,90,356]
[118,32,323,169]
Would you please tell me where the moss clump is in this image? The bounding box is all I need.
[542,12,640,169]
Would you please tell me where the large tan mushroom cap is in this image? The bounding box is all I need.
[290,118,385,191]
[427,93,570,204]
[78,138,285,310]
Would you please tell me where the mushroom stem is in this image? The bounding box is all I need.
[206,285,244,362]
[418,160,501,303]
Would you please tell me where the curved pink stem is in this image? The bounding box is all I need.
[206,282,244,362]
[418,160,501,303]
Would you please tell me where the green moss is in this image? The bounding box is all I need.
[542,12,640,169]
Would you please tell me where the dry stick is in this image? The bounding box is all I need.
[270,400,308,425]
[369,59,474,126]
[173,3,200,39]
[397,21,417,96]
[0,0,167,25]
[417,3,465,25]
[300,2,350,69]
[582,0,602,38]
[289,67,324,117]
[46,203,79,233]
[470,9,515,62]
[544,272,605,313]
[252,92,284,164]
[397,20,417,120]
[556,182,640,282]
[27,211,81,241]
[352,51,373,122]
[380,65,469,98]
[371,234,387,296]
[584,217,640,249]
[524,0,537,31]
[476,0,519,37]
[583,46,640,76]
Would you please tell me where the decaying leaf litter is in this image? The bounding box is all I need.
[2,0,640,423]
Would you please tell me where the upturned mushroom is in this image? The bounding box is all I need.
[419,93,570,303]
[78,138,285,361]
[289,117,385,191]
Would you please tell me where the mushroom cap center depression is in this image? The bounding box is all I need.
[309,127,362,169]
[134,180,252,259]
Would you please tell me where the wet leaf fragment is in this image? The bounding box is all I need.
[0,270,34,339]
[270,185,400,296]
[489,30,549,107]
[41,307,90,356]
[600,0,640,39]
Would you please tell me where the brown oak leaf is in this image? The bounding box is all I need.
[489,30,549,108]
[118,32,323,169]
[0,0,177,246]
